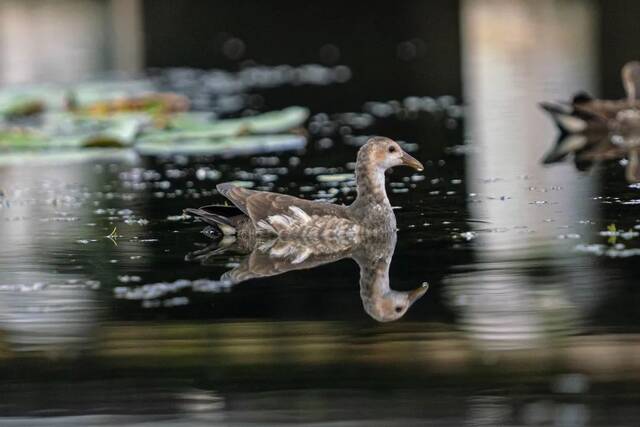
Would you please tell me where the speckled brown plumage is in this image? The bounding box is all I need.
[185,230,428,322]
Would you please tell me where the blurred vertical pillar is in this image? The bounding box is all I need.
[448,0,601,351]
[110,0,143,74]
[0,0,142,85]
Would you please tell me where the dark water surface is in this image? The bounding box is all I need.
[2,3,640,427]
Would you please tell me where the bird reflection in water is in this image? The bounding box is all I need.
[186,220,428,322]
[542,131,640,183]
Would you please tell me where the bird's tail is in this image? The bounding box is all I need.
[183,207,237,235]
[539,102,590,135]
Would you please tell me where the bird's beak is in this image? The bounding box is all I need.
[400,150,424,171]
[408,282,429,304]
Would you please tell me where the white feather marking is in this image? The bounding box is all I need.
[290,247,312,264]
[257,238,276,252]
[269,241,296,258]
[257,219,277,234]
[217,223,237,235]
[288,206,311,223]
[555,114,587,133]
[267,214,293,232]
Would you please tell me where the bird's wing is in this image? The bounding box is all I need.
[217,182,262,216]
[221,241,351,284]
[574,100,635,121]
[245,191,349,225]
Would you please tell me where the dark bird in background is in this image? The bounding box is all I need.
[540,61,640,135]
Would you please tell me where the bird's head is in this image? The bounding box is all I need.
[364,283,429,322]
[357,136,424,172]
[622,61,640,100]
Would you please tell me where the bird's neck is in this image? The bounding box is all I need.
[350,161,392,214]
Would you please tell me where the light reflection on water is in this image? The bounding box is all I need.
[1,1,640,425]
[447,0,602,352]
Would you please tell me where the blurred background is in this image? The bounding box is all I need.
[1,1,640,426]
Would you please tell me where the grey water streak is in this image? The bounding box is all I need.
[186,229,428,322]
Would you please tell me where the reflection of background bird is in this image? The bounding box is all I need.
[186,231,428,323]
[542,126,640,183]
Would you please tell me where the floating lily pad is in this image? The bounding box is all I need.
[138,106,309,143]
[0,148,139,167]
[316,173,355,183]
[136,134,306,156]
[0,114,149,150]
[0,85,67,118]
[42,113,150,147]
[0,79,309,158]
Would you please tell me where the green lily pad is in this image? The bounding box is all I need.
[0,113,148,149]
[0,85,67,118]
[136,134,306,156]
[0,148,139,167]
[139,106,309,143]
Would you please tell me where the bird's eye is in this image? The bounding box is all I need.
[388,146,397,153]
[395,306,403,313]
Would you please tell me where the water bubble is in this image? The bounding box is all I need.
[397,40,418,61]
[222,37,246,60]
[319,44,341,64]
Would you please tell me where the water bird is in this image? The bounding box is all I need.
[186,230,428,322]
[185,136,424,240]
[540,61,640,135]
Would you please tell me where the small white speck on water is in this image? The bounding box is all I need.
[558,234,581,240]
[195,167,221,181]
[289,156,301,167]
[579,220,595,225]
[118,275,142,283]
[458,231,476,241]
[167,214,189,221]
[317,173,354,183]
